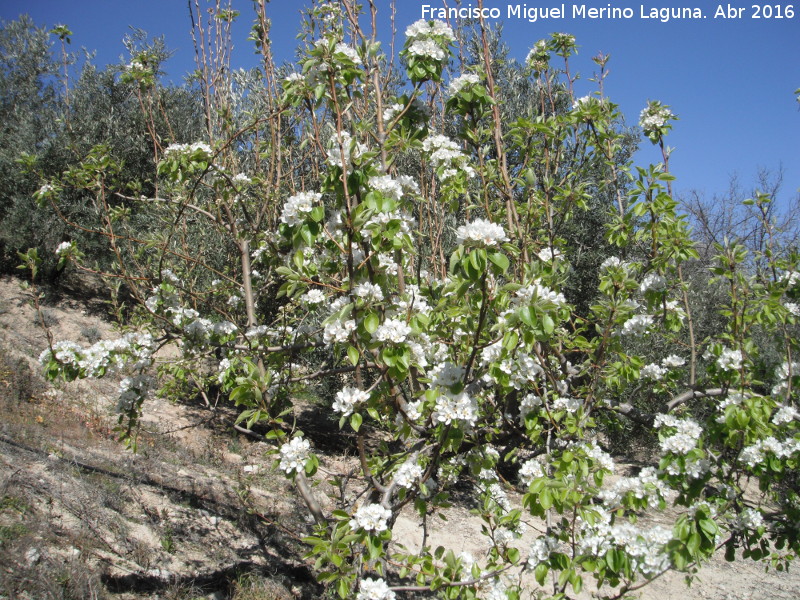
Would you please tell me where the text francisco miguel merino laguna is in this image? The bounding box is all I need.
[421,4,710,23]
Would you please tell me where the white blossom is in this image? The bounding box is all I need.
[639,102,675,136]
[654,414,702,455]
[537,247,562,262]
[55,241,73,256]
[333,42,361,65]
[447,73,480,96]
[717,347,743,371]
[280,191,321,226]
[333,387,369,417]
[620,314,653,336]
[640,272,666,293]
[323,318,356,344]
[373,318,411,344]
[394,459,424,488]
[433,390,478,427]
[353,282,384,302]
[350,503,392,533]
[302,289,326,304]
[529,536,556,565]
[662,355,685,368]
[455,218,508,247]
[357,578,396,600]
[773,405,799,425]
[279,437,311,474]
[641,363,667,381]
[405,19,455,42]
[327,131,367,168]
[553,396,581,413]
[519,458,545,486]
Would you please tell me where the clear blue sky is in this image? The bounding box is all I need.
[2,1,798,205]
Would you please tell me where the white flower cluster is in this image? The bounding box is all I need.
[780,270,800,288]
[455,218,508,247]
[518,393,543,424]
[36,183,55,197]
[639,102,674,136]
[518,457,545,486]
[572,95,591,110]
[333,42,361,65]
[323,317,356,344]
[475,577,509,600]
[301,289,326,305]
[728,507,764,532]
[183,318,237,343]
[483,480,512,513]
[537,247,562,262]
[353,282,384,302]
[640,272,666,294]
[373,318,412,344]
[430,361,465,387]
[55,241,73,256]
[740,436,800,468]
[525,39,548,66]
[785,302,800,316]
[332,386,369,417]
[528,536,557,565]
[579,512,672,577]
[641,363,667,381]
[447,73,480,96]
[515,281,567,308]
[406,19,455,42]
[553,396,581,413]
[163,141,213,158]
[280,191,321,226]
[394,458,424,488]
[279,436,311,474]
[368,174,416,201]
[577,441,616,473]
[600,256,635,271]
[39,332,154,379]
[362,206,415,240]
[716,347,743,371]
[357,578,395,600]
[350,503,392,533]
[664,455,710,479]
[772,361,800,397]
[773,404,799,425]
[662,354,685,368]
[283,71,304,85]
[327,131,367,168]
[405,19,454,61]
[432,390,478,427]
[421,134,476,181]
[654,414,703,455]
[382,102,404,125]
[620,314,653,336]
[598,466,669,509]
[117,373,155,412]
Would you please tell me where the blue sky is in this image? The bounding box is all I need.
[2,1,798,206]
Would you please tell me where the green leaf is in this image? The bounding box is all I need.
[350,413,363,432]
[488,251,510,272]
[347,345,360,366]
[364,312,380,334]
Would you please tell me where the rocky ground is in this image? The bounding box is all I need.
[0,275,798,599]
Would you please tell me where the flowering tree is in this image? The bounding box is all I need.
[30,2,800,599]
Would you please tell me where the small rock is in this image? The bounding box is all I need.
[25,548,40,566]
